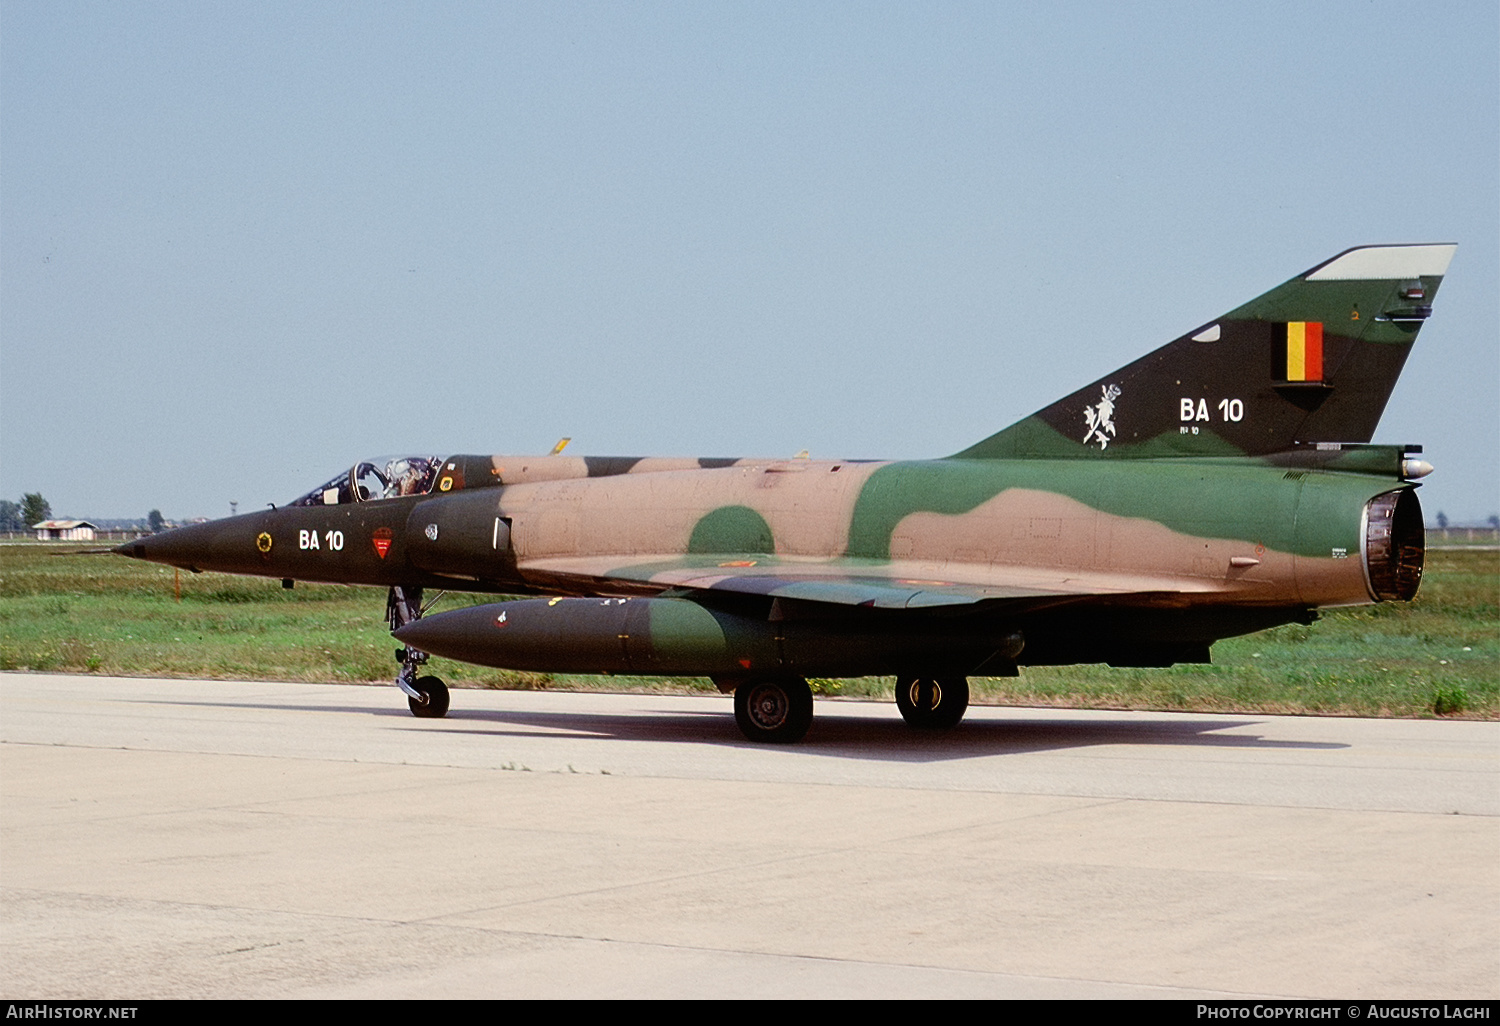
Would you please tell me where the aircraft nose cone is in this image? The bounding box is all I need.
[112,525,195,568]
[111,518,252,573]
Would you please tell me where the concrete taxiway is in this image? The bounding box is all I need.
[1,673,1495,998]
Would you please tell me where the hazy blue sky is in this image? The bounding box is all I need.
[3,1,1496,522]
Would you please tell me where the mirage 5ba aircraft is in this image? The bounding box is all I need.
[119,243,1453,742]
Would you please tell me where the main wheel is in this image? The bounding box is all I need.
[734,677,813,744]
[408,675,450,718]
[895,676,968,729]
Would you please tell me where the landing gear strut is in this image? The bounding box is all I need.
[389,585,449,718]
[895,676,969,729]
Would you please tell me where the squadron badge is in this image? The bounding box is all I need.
[1083,384,1121,450]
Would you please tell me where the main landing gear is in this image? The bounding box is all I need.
[894,676,969,730]
[732,676,814,744]
[724,674,970,743]
[389,586,449,718]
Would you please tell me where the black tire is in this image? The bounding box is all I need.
[895,676,968,729]
[734,677,813,744]
[408,675,450,718]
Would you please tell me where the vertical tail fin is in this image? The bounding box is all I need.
[955,244,1456,460]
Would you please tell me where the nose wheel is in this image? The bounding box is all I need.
[407,674,450,718]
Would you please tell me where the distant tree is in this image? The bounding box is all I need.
[148,509,165,533]
[20,493,51,527]
[1488,515,1499,531]
[0,500,22,532]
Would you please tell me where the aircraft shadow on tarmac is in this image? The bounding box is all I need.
[430,706,1350,762]
[146,694,1347,763]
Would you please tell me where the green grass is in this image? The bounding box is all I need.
[0,541,1494,718]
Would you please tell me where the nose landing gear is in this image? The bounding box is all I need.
[389,585,450,718]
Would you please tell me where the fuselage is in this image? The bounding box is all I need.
[125,449,1420,613]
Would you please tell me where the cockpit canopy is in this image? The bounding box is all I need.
[291,455,444,507]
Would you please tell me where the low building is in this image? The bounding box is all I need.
[32,520,98,541]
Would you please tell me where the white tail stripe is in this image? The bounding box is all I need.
[1306,244,1456,281]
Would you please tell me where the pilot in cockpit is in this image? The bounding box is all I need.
[389,457,437,497]
[292,454,442,507]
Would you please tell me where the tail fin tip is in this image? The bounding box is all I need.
[1305,244,1456,282]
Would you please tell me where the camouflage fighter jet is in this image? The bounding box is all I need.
[118,243,1453,742]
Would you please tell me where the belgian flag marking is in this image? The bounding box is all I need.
[1279,321,1324,382]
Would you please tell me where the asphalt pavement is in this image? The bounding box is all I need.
[2,673,1494,998]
